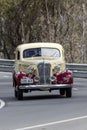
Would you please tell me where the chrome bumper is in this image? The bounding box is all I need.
[19,84,73,90]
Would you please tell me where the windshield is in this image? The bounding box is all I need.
[23,48,60,58]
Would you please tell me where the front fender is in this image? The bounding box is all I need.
[16,72,27,86]
[16,72,35,86]
[56,70,73,84]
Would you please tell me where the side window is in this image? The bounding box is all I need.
[17,51,20,60]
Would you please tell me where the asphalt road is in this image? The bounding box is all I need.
[0,72,87,130]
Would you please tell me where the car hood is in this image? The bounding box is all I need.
[22,57,64,65]
[17,57,66,74]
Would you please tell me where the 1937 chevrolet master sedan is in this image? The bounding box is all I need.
[12,43,73,100]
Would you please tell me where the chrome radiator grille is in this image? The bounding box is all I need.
[38,63,51,84]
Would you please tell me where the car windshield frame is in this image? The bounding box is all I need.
[23,47,61,58]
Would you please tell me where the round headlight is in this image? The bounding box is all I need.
[34,76,40,82]
[54,66,60,73]
[28,66,34,74]
[49,76,56,82]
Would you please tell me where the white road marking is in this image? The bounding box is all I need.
[14,115,87,130]
[0,99,5,109]
[73,87,78,91]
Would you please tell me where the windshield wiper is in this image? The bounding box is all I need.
[31,52,41,57]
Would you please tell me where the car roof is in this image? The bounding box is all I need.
[16,42,63,51]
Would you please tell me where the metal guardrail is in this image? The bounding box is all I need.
[0,59,14,72]
[66,63,87,78]
[0,59,87,78]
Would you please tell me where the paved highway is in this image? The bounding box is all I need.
[0,72,87,130]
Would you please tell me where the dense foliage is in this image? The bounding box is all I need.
[0,0,87,63]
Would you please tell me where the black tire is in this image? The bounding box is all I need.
[16,86,23,100]
[17,90,23,100]
[60,89,65,96]
[66,88,72,98]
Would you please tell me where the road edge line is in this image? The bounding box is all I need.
[0,99,5,109]
[14,115,87,130]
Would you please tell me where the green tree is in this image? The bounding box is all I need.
[0,0,87,63]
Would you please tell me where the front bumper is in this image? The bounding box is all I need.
[19,84,73,91]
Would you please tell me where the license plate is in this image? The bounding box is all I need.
[21,78,33,84]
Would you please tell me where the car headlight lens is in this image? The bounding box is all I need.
[34,76,40,82]
[49,76,56,82]
[28,66,34,74]
[54,66,60,73]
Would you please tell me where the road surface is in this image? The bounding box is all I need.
[0,72,87,130]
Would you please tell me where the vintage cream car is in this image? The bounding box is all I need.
[13,43,73,100]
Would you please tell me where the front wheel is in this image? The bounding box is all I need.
[59,88,65,96]
[66,88,72,98]
[17,89,23,100]
[15,86,23,100]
